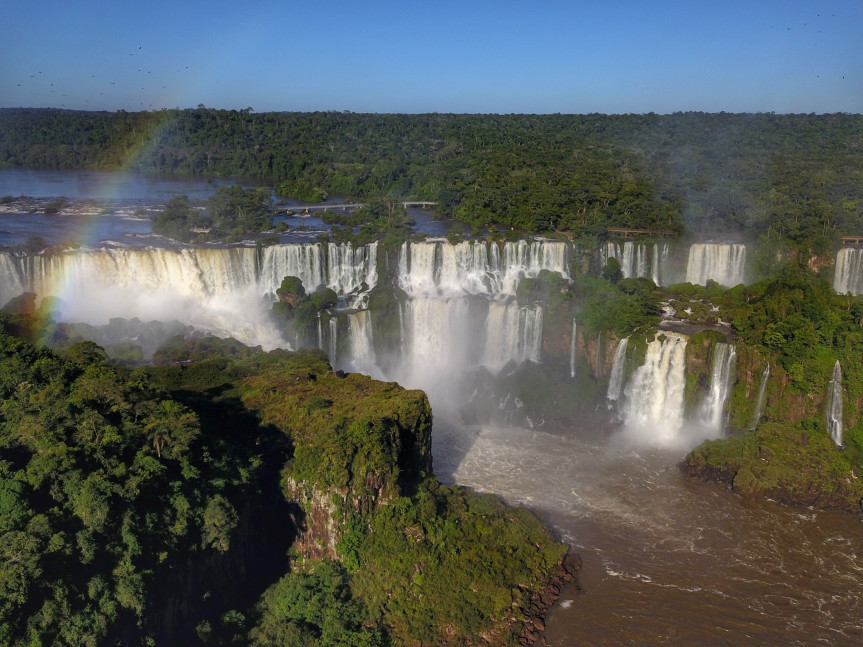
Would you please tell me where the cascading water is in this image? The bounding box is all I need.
[259,241,378,298]
[5,210,859,645]
[826,360,843,446]
[397,239,569,298]
[606,337,630,402]
[481,302,543,372]
[685,243,746,287]
[603,242,649,279]
[833,248,863,295]
[0,244,379,349]
[570,320,577,378]
[328,318,338,366]
[397,296,473,393]
[697,343,737,432]
[651,242,669,286]
[384,239,567,410]
[621,333,687,446]
[346,310,380,378]
[750,363,770,430]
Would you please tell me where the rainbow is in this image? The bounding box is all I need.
[32,109,187,325]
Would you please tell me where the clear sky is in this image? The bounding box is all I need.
[2,0,861,114]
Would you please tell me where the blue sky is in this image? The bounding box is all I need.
[2,0,861,114]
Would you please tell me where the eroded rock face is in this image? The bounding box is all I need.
[521,551,582,646]
[283,478,343,560]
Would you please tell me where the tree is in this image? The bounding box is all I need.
[202,495,239,552]
[143,400,199,459]
[208,185,272,234]
[602,256,623,284]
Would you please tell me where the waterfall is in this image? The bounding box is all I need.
[259,244,326,295]
[603,242,650,279]
[327,317,338,365]
[622,333,687,445]
[634,243,649,279]
[481,302,543,372]
[750,363,770,430]
[826,361,843,446]
[603,242,621,273]
[260,242,377,298]
[0,244,378,308]
[0,244,381,349]
[697,343,737,432]
[347,310,378,377]
[570,320,577,378]
[398,296,473,389]
[685,243,746,287]
[833,248,863,295]
[325,242,378,298]
[397,239,569,298]
[652,242,669,286]
[607,337,630,401]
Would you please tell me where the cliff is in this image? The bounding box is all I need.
[0,327,572,646]
[239,353,434,561]
[232,350,571,645]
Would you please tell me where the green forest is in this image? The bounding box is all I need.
[0,314,568,646]
[2,109,862,251]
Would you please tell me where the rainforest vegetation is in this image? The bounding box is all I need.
[0,310,567,646]
[2,109,862,250]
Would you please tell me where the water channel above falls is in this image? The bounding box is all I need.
[3,169,863,645]
[0,169,465,247]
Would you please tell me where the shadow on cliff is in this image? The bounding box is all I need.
[133,387,296,646]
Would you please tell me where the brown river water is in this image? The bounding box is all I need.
[432,423,863,646]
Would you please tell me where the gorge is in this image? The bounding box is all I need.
[3,232,863,643]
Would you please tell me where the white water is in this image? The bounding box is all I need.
[570,320,577,378]
[346,310,380,378]
[833,248,863,295]
[432,423,863,646]
[5,228,857,644]
[328,317,338,366]
[621,333,688,447]
[651,242,670,286]
[697,343,736,432]
[827,360,843,446]
[481,302,543,372]
[397,239,568,298]
[0,243,379,348]
[603,242,649,279]
[393,296,474,407]
[685,243,746,287]
[602,241,669,285]
[751,363,770,430]
[606,337,630,402]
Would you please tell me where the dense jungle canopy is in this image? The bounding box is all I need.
[2,109,862,251]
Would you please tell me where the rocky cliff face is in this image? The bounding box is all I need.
[240,361,434,563]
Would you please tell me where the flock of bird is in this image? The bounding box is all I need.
[12,43,191,110]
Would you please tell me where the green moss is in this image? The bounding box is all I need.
[686,423,863,512]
